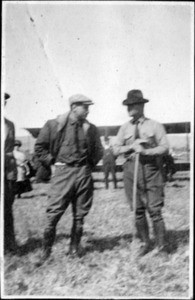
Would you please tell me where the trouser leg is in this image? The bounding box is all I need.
[111,167,117,189]
[69,218,84,255]
[67,167,93,256]
[41,227,56,257]
[153,219,166,250]
[150,212,166,251]
[4,179,16,252]
[123,174,133,211]
[104,168,109,189]
[39,166,75,262]
[136,214,150,244]
[136,207,151,256]
[147,184,167,252]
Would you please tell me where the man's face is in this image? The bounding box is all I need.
[127,103,144,119]
[73,104,89,120]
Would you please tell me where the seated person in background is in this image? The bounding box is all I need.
[102,136,117,189]
[13,140,32,198]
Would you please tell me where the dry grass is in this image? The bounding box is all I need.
[3,174,191,298]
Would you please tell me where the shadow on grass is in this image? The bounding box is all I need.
[84,233,133,253]
[17,192,48,200]
[14,229,189,256]
[17,238,43,256]
[16,233,70,256]
[85,229,190,254]
[165,229,189,254]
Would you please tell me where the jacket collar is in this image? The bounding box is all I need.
[130,115,146,125]
[56,112,70,131]
[56,111,90,133]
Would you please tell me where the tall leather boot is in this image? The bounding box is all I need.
[4,183,17,254]
[35,228,56,267]
[68,219,83,257]
[136,216,151,256]
[153,219,167,253]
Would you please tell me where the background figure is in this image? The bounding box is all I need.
[102,136,117,189]
[34,94,103,266]
[13,140,32,198]
[4,93,17,253]
[162,151,176,182]
[113,89,169,257]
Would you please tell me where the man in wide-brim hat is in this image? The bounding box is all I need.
[113,89,169,256]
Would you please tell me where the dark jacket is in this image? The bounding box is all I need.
[34,112,103,170]
[4,118,17,181]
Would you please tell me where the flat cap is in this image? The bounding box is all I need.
[69,94,94,106]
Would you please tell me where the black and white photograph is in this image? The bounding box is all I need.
[1,1,194,298]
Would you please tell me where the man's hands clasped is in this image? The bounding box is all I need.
[129,139,148,154]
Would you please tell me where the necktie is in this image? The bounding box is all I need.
[75,122,79,153]
[134,121,140,140]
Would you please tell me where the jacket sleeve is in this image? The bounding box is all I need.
[112,125,131,156]
[94,127,104,165]
[88,125,103,168]
[34,121,54,167]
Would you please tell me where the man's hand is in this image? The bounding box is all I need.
[132,144,145,154]
[130,139,148,154]
[133,138,148,145]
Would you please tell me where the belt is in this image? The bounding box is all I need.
[55,160,88,167]
[126,155,157,165]
[140,156,157,164]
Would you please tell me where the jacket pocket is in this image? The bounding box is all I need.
[142,132,157,148]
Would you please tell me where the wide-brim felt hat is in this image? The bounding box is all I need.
[4,93,11,100]
[123,90,149,106]
[69,94,94,106]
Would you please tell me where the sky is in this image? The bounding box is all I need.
[2,1,194,137]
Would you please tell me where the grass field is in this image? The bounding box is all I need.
[3,173,191,298]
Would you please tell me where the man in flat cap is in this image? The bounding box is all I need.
[113,90,169,256]
[4,93,17,253]
[35,94,103,265]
